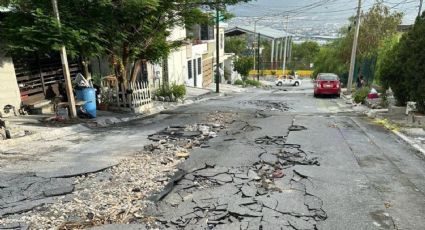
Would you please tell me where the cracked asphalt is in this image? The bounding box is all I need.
[143,82,425,230]
[1,81,425,229]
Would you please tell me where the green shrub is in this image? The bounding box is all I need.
[354,87,371,104]
[171,83,186,99]
[156,84,172,97]
[234,79,244,85]
[245,79,261,87]
[378,88,389,108]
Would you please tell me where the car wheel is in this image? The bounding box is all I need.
[314,93,318,98]
[294,82,300,86]
[336,94,340,98]
[277,82,283,86]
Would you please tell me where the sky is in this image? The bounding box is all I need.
[228,0,421,26]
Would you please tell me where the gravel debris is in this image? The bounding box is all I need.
[0,112,236,229]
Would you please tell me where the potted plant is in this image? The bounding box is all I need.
[98,91,111,111]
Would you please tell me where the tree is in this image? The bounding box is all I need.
[0,0,109,77]
[374,34,400,85]
[260,40,271,68]
[313,2,403,83]
[376,39,409,105]
[290,41,320,70]
[225,35,246,56]
[233,56,253,81]
[399,12,425,112]
[0,0,252,85]
[357,3,403,59]
[313,42,347,80]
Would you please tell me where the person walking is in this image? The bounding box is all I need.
[356,75,365,89]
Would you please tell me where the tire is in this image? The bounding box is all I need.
[294,82,300,86]
[335,94,340,98]
[277,82,283,86]
[314,93,318,98]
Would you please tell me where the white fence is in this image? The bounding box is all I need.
[103,81,152,113]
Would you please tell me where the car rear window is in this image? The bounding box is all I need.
[318,74,338,80]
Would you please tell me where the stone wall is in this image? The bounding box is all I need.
[0,52,21,114]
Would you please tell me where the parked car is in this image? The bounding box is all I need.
[275,75,301,87]
[313,73,341,97]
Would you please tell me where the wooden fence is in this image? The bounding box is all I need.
[103,81,152,113]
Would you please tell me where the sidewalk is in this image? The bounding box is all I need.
[341,90,425,157]
[0,85,227,151]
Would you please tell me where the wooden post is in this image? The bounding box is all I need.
[51,0,77,118]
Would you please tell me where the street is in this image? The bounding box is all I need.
[1,81,425,230]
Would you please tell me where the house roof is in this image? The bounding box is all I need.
[225,25,292,40]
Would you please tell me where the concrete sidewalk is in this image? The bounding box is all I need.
[0,85,217,149]
[340,90,425,157]
[0,84,245,174]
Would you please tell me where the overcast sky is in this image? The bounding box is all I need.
[228,0,421,25]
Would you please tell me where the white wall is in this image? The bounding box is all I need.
[163,26,188,85]
[224,54,240,83]
[167,46,187,85]
[186,43,207,88]
[0,53,21,113]
[167,26,186,41]
[219,27,225,59]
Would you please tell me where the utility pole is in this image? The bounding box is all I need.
[215,1,220,93]
[282,16,289,76]
[51,0,77,118]
[253,20,257,71]
[347,0,362,95]
[419,0,423,17]
[257,33,260,81]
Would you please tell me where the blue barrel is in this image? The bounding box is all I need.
[75,87,96,118]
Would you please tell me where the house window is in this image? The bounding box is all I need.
[140,61,148,82]
[188,60,192,79]
[162,58,169,83]
[193,59,197,77]
[200,25,214,40]
[220,34,224,49]
[197,58,202,74]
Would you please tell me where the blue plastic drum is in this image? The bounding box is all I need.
[75,87,96,118]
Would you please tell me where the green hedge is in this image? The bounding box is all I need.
[354,87,370,104]
[156,83,186,99]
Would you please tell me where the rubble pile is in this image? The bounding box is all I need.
[146,123,223,152]
[240,100,290,112]
[147,123,326,229]
[0,151,183,229]
[0,113,235,229]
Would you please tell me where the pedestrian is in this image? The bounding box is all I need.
[356,75,365,89]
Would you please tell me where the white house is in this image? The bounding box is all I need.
[164,26,188,86]
[185,43,208,88]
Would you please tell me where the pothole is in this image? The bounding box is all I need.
[146,123,326,230]
[239,100,291,112]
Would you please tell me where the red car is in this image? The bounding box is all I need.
[314,73,341,97]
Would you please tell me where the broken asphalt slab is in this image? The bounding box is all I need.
[146,116,326,229]
[0,173,74,218]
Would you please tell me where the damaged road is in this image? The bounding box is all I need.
[2,82,425,229]
[144,111,326,229]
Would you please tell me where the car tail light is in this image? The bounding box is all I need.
[316,81,321,88]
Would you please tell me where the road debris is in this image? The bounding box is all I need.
[146,122,326,229]
[0,112,235,229]
[240,100,290,112]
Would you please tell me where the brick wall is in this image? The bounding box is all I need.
[0,52,21,113]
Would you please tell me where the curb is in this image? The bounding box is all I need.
[393,130,425,157]
[363,112,425,158]
[351,117,425,158]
